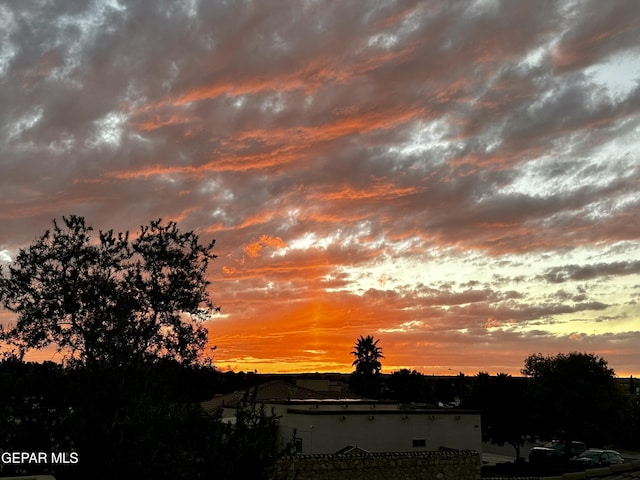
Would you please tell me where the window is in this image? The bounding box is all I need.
[412,439,426,448]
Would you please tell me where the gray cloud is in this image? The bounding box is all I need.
[2,0,640,374]
[541,260,640,284]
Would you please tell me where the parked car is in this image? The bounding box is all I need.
[529,440,588,464]
[570,449,624,468]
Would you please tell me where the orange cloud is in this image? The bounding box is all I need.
[310,181,417,202]
[243,234,286,257]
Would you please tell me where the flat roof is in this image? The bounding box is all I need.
[271,399,397,405]
[285,408,480,416]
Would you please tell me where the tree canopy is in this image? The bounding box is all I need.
[466,372,530,460]
[521,352,629,448]
[386,369,436,404]
[0,215,218,368]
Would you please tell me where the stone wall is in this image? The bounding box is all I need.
[271,449,481,480]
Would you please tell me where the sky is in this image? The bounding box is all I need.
[1,0,640,377]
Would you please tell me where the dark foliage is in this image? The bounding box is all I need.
[213,392,280,480]
[522,352,632,449]
[0,216,281,479]
[386,369,436,404]
[464,372,530,459]
[0,360,280,479]
[350,335,384,398]
[0,215,217,368]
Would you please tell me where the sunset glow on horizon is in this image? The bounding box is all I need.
[1,0,640,377]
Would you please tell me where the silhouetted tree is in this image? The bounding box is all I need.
[0,215,218,369]
[386,369,435,404]
[350,335,384,397]
[0,216,221,480]
[465,372,529,460]
[214,391,280,479]
[351,335,384,375]
[522,352,629,453]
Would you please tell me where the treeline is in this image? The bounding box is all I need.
[0,358,277,480]
[380,353,640,457]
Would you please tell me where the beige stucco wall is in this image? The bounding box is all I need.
[274,407,481,455]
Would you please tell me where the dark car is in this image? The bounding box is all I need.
[570,449,624,468]
[529,440,588,464]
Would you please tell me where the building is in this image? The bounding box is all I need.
[202,380,482,455]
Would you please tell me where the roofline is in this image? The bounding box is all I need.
[268,399,397,405]
[285,408,481,416]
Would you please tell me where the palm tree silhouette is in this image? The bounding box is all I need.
[350,335,384,397]
[351,335,384,375]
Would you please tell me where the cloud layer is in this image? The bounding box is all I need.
[1,0,640,375]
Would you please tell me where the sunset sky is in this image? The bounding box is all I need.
[1,0,640,376]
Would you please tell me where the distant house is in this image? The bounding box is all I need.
[202,380,482,455]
